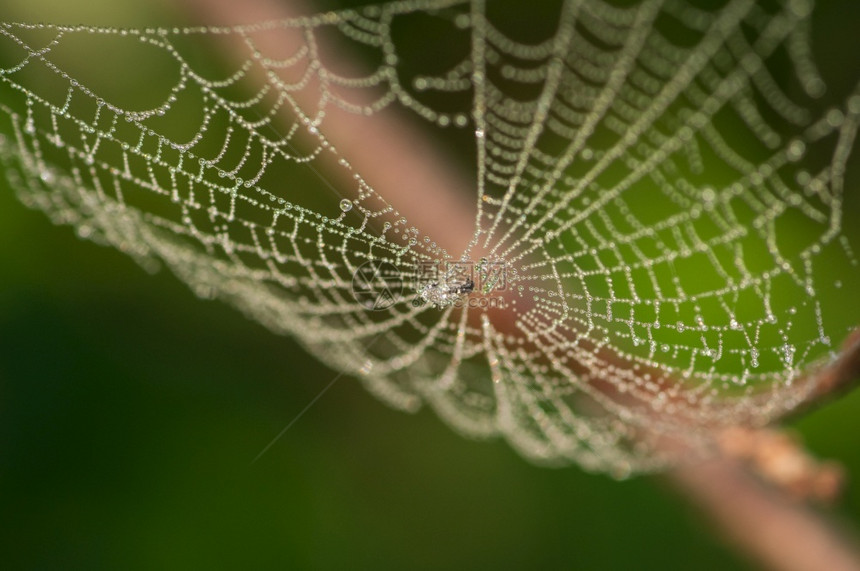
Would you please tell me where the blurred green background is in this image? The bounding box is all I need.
[2,1,860,570]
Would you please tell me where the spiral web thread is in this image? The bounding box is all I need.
[1,0,859,475]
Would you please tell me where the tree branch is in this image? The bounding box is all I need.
[672,458,860,571]
[167,1,860,569]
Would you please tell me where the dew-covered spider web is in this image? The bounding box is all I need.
[1,0,859,475]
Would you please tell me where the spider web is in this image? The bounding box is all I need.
[1,0,859,475]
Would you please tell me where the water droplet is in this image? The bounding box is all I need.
[454,13,471,28]
[786,139,806,161]
[339,199,353,212]
[827,108,845,127]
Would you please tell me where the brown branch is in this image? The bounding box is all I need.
[801,329,860,409]
[166,1,860,569]
[670,330,860,571]
[672,458,860,571]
